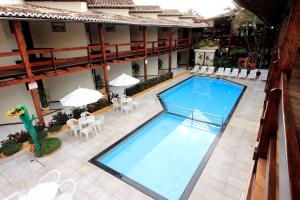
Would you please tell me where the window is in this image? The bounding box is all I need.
[51,22,66,32]
[105,24,116,32]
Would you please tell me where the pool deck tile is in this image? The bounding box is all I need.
[0,73,265,200]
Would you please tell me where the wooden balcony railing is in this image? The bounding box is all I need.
[247,71,300,200]
[0,39,190,87]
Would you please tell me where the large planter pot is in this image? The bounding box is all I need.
[42,106,50,115]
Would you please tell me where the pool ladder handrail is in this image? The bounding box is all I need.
[165,104,224,126]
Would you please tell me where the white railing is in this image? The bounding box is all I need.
[165,104,224,126]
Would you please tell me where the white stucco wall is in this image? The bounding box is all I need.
[28,1,88,12]
[92,8,129,16]
[29,21,89,58]
[89,24,130,52]
[43,71,95,101]
[0,84,36,124]
[0,0,24,4]
[0,21,19,67]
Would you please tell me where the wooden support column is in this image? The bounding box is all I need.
[278,0,300,73]
[143,26,148,80]
[98,24,110,100]
[186,28,192,70]
[12,21,44,124]
[168,28,172,73]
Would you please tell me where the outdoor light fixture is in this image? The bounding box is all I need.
[107,65,111,70]
[145,59,148,64]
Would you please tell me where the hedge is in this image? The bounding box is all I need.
[125,72,173,96]
[0,142,22,156]
[40,137,61,155]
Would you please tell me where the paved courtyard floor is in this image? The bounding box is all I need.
[0,72,265,200]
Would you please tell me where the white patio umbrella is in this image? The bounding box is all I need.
[109,73,140,87]
[60,87,103,107]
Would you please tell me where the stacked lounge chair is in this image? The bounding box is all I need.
[215,67,224,76]
[259,69,268,81]
[230,68,239,78]
[191,65,200,73]
[247,69,258,80]
[238,69,248,78]
[206,66,215,75]
[197,66,207,75]
[223,68,231,77]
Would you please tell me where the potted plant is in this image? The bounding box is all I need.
[132,63,140,77]
[39,89,51,115]
[158,59,163,70]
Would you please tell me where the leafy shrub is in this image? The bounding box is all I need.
[231,48,248,57]
[194,40,219,49]
[158,59,163,70]
[35,122,46,133]
[47,120,62,133]
[87,99,110,113]
[1,142,22,156]
[125,72,173,96]
[40,137,61,155]
[52,112,70,125]
[71,107,86,119]
[5,130,30,144]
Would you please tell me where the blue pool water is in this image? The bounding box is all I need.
[94,77,245,200]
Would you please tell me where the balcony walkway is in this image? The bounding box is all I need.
[0,73,266,200]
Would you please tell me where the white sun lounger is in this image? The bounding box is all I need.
[197,66,207,75]
[206,66,215,75]
[191,65,200,73]
[222,68,231,77]
[238,69,248,78]
[215,67,224,76]
[230,68,239,78]
[259,69,268,81]
[247,69,258,80]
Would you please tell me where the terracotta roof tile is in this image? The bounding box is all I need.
[0,3,191,27]
[129,5,162,13]
[158,9,183,16]
[87,0,134,8]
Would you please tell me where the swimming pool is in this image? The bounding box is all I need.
[90,76,245,200]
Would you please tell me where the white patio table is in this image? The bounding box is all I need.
[19,182,59,200]
[79,115,97,135]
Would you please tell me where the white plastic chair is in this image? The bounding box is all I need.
[55,179,77,200]
[191,65,200,73]
[223,68,231,77]
[39,169,61,184]
[3,192,21,200]
[78,118,94,140]
[111,98,121,111]
[238,69,248,78]
[121,101,133,114]
[197,66,207,75]
[94,115,105,132]
[259,69,268,81]
[215,67,224,76]
[80,111,91,118]
[67,119,80,139]
[247,69,258,80]
[205,66,215,75]
[230,68,239,78]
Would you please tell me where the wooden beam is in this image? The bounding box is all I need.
[143,26,147,80]
[12,21,44,124]
[186,28,192,70]
[278,0,300,72]
[98,24,110,100]
[257,88,281,158]
[265,135,276,200]
[168,28,172,72]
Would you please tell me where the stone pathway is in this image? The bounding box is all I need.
[0,73,265,200]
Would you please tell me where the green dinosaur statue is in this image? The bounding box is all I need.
[6,104,42,157]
